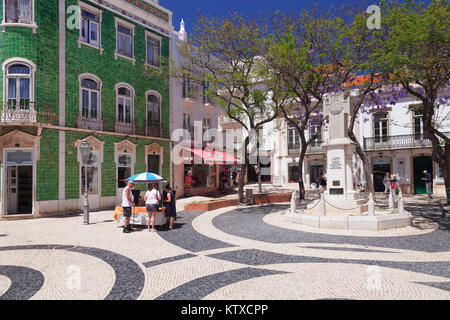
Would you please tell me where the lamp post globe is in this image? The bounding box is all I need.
[79,140,91,225]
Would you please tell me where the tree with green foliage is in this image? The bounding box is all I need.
[376,0,450,202]
[173,12,289,203]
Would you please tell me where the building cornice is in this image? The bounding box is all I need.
[87,0,173,36]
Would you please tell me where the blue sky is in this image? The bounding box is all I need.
[162,0,374,32]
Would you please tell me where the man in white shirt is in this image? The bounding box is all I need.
[122,181,135,234]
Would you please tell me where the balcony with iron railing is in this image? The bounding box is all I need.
[76,115,103,131]
[363,132,450,151]
[288,141,324,155]
[146,121,169,138]
[1,101,57,124]
[115,121,134,135]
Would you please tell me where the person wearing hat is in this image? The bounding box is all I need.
[122,181,135,233]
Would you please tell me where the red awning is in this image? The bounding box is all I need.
[183,147,240,165]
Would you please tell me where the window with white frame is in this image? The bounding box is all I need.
[4,0,32,24]
[5,62,33,109]
[81,151,99,195]
[117,154,132,188]
[288,124,300,147]
[80,7,101,48]
[146,34,161,68]
[182,74,193,99]
[183,113,192,140]
[117,86,133,124]
[310,125,322,147]
[413,107,424,140]
[203,117,211,142]
[147,94,160,125]
[80,77,100,120]
[115,19,134,59]
[373,112,388,143]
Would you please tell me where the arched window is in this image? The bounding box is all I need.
[3,59,34,110]
[117,86,133,124]
[80,77,100,120]
[146,92,161,137]
[147,94,160,124]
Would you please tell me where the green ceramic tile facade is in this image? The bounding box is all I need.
[0,1,171,211]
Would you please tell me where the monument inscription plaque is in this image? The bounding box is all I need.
[329,157,343,170]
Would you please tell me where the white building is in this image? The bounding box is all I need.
[170,20,225,197]
[220,81,450,197]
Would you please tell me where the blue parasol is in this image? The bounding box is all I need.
[127,172,167,184]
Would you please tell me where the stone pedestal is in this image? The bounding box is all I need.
[306,93,368,215]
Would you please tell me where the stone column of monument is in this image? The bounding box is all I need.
[320,92,368,214]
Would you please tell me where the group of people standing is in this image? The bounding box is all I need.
[121,181,177,234]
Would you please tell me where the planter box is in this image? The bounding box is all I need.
[253,193,291,205]
[184,199,238,211]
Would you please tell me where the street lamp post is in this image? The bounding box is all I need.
[80,140,92,225]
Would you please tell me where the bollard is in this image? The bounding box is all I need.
[320,191,326,216]
[290,191,298,215]
[389,191,394,209]
[368,192,375,216]
[398,190,404,214]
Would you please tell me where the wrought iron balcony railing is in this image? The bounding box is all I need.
[1,101,57,124]
[115,121,135,135]
[288,141,324,155]
[147,122,169,138]
[76,115,103,131]
[364,132,450,151]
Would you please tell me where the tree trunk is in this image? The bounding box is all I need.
[348,130,375,197]
[297,146,307,200]
[238,136,250,203]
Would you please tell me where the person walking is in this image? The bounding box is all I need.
[122,181,135,234]
[320,172,327,193]
[163,185,177,230]
[144,184,161,232]
[422,170,433,199]
[384,172,391,194]
[231,165,238,186]
[184,171,194,196]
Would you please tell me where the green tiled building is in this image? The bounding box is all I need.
[0,0,173,218]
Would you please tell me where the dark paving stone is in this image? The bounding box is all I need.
[143,254,197,268]
[0,265,45,300]
[0,245,145,300]
[212,204,450,253]
[208,249,450,279]
[416,282,450,292]
[300,246,397,254]
[155,267,288,300]
[158,211,235,253]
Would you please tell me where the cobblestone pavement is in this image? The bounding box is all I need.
[0,195,449,300]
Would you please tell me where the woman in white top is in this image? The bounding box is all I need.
[144,184,161,232]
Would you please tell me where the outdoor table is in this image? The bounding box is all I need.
[114,206,167,227]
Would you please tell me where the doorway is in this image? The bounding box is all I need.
[413,156,433,194]
[310,162,324,188]
[6,166,33,214]
[373,158,391,192]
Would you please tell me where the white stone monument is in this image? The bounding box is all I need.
[307,92,368,215]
